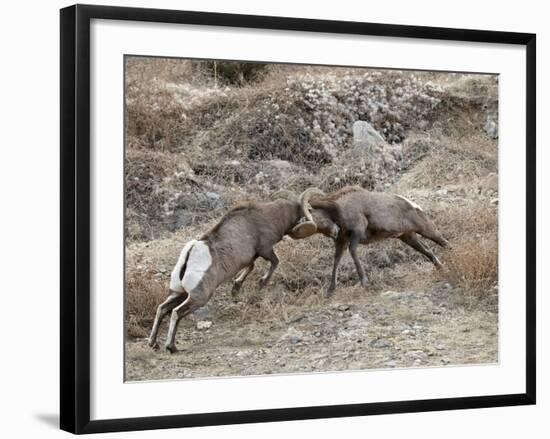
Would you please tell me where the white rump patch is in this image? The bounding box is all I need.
[169,240,197,293]
[181,241,212,293]
[396,195,423,212]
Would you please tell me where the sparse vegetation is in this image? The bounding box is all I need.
[442,239,498,295]
[124,57,499,380]
[126,267,166,338]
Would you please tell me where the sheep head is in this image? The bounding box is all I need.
[288,188,326,239]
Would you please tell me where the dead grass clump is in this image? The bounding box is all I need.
[318,148,402,192]
[441,239,498,295]
[126,268,168,339]
[126,58,235,151]
[126,57,198,84]
[202,61,269,86]
[432,203,497,242]
[442,74,498,103]
[125,82,187,150]
[271,236,333,292]
[428,74,498,138]
[396,137,497,189]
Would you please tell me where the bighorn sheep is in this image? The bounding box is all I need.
[148,188,324,353]
[306,186,449,295]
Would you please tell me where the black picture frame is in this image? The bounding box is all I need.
[60,4,536,434]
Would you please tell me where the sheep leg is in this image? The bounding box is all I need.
[148,291,186,349]
[418,223,449,248]
[327,237,346,296]
[165,293,208,353]
[349,234,369,288]
[400,233,443,268]
[258,249,279,289]
[231,262,255,296]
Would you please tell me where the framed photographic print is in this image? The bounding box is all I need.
[60,4,536,434]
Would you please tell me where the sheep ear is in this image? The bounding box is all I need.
[288,221,317,239]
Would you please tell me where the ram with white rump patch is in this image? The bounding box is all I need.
[148,188,325,353]
[305,186,449,295]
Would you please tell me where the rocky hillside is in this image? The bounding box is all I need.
[124,58,499,380]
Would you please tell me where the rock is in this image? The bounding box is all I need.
[369,338,392,349]
[253,171,266,183]
[384,360,398,368]
[484,118,498,139]
[188,191,225,213]
[170,208,192,230]
[337,304,350,312]
[435,344,446,350]
[347,314,364,328]
[204,191,223,209]
[401,329,415,336]
[490,198,499,205]
[405,350,428,361]
[436,188,448,196]
[352,120,386,156]
[196,320,212,331]
[280,327,303,345]
[479,172,498,194]
[381,290,401,298]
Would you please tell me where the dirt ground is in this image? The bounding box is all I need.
[125,279,498,381]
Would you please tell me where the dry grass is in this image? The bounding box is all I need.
[126,268,167,338]
[431,202,497,241]
[394,134,497,191]
[441,239,498,295]
[123,58,499,334]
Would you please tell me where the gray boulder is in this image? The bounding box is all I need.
[352,120,386,156]
[484,118,498,139]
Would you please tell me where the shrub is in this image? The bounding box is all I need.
[442,239,498,295]
[126,268,168,339]
[204,61,269,86]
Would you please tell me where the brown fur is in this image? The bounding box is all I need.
[309,186,449,294]
[150,191,320,353]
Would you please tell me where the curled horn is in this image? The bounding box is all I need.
[298,188,325,223]
[289,188,326,239]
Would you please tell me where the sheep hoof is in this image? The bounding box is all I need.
[150,341,160,351]
[166,344,178,354]
[258,278,268,289]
